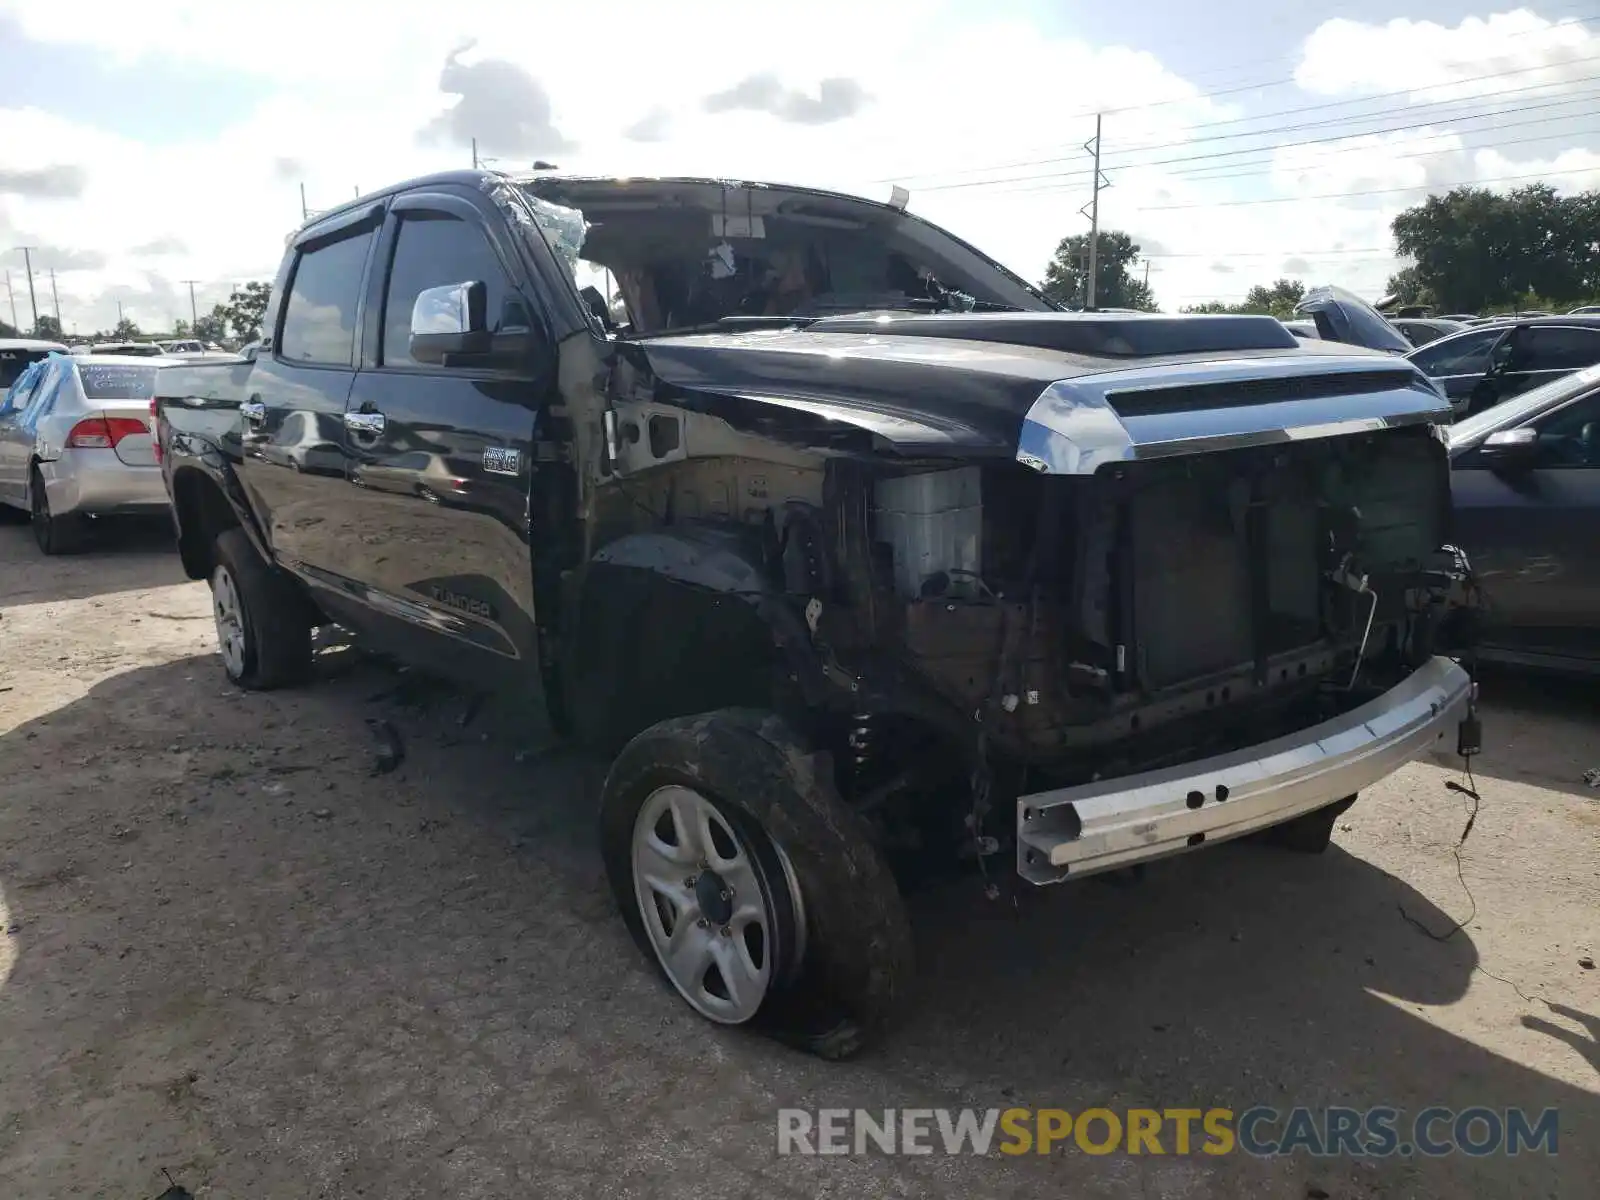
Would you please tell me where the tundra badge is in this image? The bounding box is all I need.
[483,446,521,476]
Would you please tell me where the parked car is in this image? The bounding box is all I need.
[0,337,68,389]
[1568,305,1600,316]
[1437,313,1480,322]
[1280,319,1321,340]
[90,341,166,357]
[161,339,207,355]
[1449,363,1600,673]
[1405,316,1600,418]
[154,169,1478,1056]
[0,353,175,552]
[1390,317,1467,348]
[1293,286,1414,354]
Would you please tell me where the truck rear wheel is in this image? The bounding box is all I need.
[1256,793,1359,854]
[599,709,914,1060]
[210,528,312,690]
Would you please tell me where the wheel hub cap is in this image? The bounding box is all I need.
[631,785,778,1024]
[212,566,246,676]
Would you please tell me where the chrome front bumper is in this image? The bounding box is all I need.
[1016,656,1474,884]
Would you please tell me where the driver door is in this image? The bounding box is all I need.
[1452,388,1600,665]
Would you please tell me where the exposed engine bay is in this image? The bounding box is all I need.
[582,417,1465,790]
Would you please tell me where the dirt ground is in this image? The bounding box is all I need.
[0,518,1595,1200]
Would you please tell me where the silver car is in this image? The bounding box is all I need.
[0,352,175,554]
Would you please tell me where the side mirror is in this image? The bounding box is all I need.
[410,281,490,365]
[1478,426,1539,471]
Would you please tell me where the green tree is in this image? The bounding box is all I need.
[113,316,141,339]
[34,314,64,339]
[194,307,228,343]
[219,281,271,342]
[1042,231,1158,311]
[1180,278,1305,319]
[172,318,191,338]
[1391,184,1599,312]
[1383,265,1434,308]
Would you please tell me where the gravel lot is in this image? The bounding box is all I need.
[0,517,1595,1199]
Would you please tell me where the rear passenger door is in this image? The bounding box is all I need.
[237,205,381,584]
[337,189,558,686]
[1497,325,1600,399]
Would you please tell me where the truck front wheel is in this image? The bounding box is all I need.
[599,709,914,1060]
[1256,793,1359,854]
[210,528,312,689]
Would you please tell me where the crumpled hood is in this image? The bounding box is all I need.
[629,313,1449,471]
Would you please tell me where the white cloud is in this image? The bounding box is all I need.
[0,2,1595,327]
[1295,10,1600,100]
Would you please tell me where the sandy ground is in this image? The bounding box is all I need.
[0,516,1595,1199]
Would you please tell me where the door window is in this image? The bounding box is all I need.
[1409,328,1504,377]
[379,212,523,368]
[278,227,375,367]
[1531,392,1600,468]
[1518,326,1600,374]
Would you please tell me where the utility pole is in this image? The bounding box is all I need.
[49,268,61,325]
[1079,115,1111,310]
[116,299,124,329]
[17,246,39,332]
[182,280,200,330]
[299,182,309,220]
[472,137,479,169]
[4,270,16,330]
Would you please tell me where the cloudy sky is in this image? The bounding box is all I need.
[0,0,1596,334]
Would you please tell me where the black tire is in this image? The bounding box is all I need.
[1256,793,1358,854]
[210,527,313,689]
[600,709,915,1060]
[29,465,88,555]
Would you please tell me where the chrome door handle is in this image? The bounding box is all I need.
[240,401,266,424]
[344,410,386,435]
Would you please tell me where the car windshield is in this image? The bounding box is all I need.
[79,363,159,399]
[1449,362,1600,448]
[518,178,1055,336]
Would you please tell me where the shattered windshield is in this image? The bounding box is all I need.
[518,179,1054,336]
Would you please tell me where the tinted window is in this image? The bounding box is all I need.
[279,228,374,366]
[79,363,159,399]
[1410,328,1504,377]
[0,348,55,387]
[1451,363,1600,449]
[1520,326,1600,373]
[1532,391,1600,468]
[380,212,519,367]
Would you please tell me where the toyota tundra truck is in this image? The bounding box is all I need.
[154,170,1480,1058]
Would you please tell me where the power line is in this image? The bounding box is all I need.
[1128,167,1597,213]
[1143,246,1392,259]
[903,73,1600,196]
[973,117,1600,203]
[877,48,1600,186]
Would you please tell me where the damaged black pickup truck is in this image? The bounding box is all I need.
[155,170,1480,1058]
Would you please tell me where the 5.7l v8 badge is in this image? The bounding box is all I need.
[483,447,521,476]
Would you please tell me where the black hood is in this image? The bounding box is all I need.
[632,312,1303,455]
